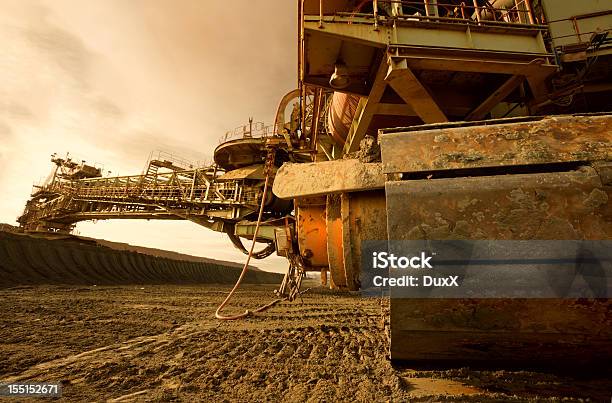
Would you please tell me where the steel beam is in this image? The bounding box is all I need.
[304,18,548,55]
[385,59,448,124]
[343,61,389,154]
[394,55,556,76]
[466,75,525,121]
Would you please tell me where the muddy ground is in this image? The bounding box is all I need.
[0,283,610,402]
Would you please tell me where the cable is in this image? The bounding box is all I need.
[215,146,311,320]
[215,173,280,320]
[215,150,307,320]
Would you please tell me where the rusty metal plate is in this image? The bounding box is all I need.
[325,194,347,288]
[342,191,387,290]
[295,197,328,268]
[386,167,611,363]
[390,298,612,365]
[325,191,388,290]
[273,160,385,199]
[380,114,611,174]
[216,164,266,181]
[385,167,611,240]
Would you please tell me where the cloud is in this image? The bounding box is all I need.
[0,101,34,121]
[24,22,93,89]
[92,96,124,120]
[0,121,12,139]
[0,0,296,271]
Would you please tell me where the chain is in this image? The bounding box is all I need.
[276,253,306,302]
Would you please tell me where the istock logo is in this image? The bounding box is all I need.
[372,252,433,269]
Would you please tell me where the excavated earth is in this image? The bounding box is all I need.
[0,232,610,401]
[1,285,611,402]
[0,231,282,287]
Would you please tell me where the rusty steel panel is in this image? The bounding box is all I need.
[326,191,387,290]
[216,164,266,181]
[391,299,612,365]
[325,194,347,288]
[295,197,328,268]
[343,191,387,290]
[273,160,385,199]
[386,167,611,240]
[380,114,612,174]
[386,167,611,362]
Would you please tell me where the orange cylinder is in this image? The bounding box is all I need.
[295,197,328,268]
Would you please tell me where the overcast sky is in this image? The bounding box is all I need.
[0,0,297,272]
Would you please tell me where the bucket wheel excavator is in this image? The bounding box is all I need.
[18,0,611,365]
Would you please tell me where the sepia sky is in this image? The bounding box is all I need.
[0,0,297,272]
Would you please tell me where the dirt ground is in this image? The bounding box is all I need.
[0,283,610,402]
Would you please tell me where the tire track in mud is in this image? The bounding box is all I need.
[2,285,609,401]
[0,322,208,384]
[0,289,395,401]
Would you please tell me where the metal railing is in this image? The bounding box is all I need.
[220,121,282,143]
[143,150,199,172]
[35,166,260,206]
[312,0,540,28]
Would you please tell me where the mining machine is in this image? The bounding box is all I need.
[18,0,612,365]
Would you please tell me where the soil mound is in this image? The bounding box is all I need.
[0,231,282,287]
